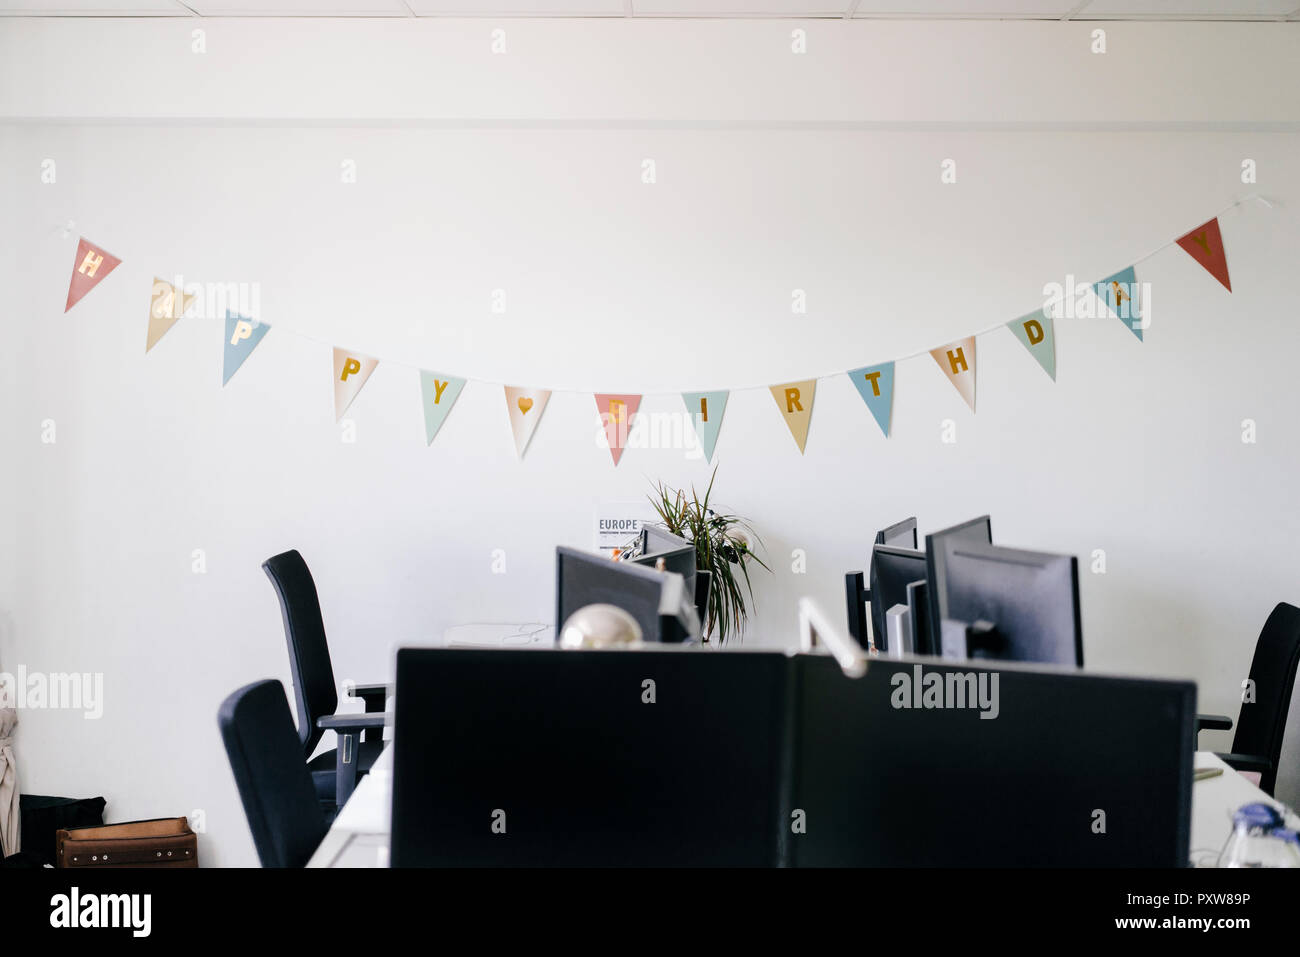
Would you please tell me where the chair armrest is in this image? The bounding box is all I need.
[345,682,392,713]
[316,713,388,732]
[1216,752,1272,775]
[1196,713,1234,733]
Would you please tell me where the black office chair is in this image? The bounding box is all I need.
[1196,602,1300,796]
[262,549,389,807]
[218,679,329,868]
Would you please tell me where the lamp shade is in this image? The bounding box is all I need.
[559,604,644,649]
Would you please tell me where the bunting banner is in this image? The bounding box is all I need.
[64,238,122,313]
[682,391,728,463]
[769,379,816,454]
[420,371,465,446]
[1176,217,1232,292]
[146,278,195,353]
[222,311,270,386]
[594,393,642,466]
[60,199,1257,458]
[333,348,379,421]
[1006,308,1056,381]
[930,337,977,411]
[846,362,894,438]
[1094,266,1143,341]
[504,386,551,458]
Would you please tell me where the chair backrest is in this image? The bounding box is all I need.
[217,679,328,868]
[262,550,338,756]
[1234,602,1300,794]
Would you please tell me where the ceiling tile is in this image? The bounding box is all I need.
[853,0,1077,16]
[407,0,625,13]
[632,0,849,15]
[0,0,188,13]
[185,0,409,14]
[1076,0,1296,16]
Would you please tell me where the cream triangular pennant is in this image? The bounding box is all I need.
[504,386,551,458]
[769,379,816,454]
[146,278,196,353]
[333,348,379,420]
[930,336,976,411]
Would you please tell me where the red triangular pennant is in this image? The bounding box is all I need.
[64,238,123,312]
[1175,217,1231,292]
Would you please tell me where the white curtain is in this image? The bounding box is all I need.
[0,706,17,857]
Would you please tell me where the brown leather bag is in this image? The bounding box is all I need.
[56,817,198,868]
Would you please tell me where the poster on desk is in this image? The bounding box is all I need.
[594,500,662,557]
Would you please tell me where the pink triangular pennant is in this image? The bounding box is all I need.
[594,394,642,466]
[65,238,122,312]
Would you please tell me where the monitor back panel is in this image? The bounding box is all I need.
[391,648,790,866]
[555,548,663,645]
[869,546,927,653]
[789,655,1194,867]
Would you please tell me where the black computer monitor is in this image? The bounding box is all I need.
[390,647,789,866]
[790,653,1194,866]
[935,540,1083,666]
[641,524,688,553]
[923,515,992,650]
[906,579,930,655]
[389,648,1195,866]
[875,516,918,550]
[868,545,927,654]
[631,527,697,598]
[555,546,698,644]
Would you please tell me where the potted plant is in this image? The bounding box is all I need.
[645,467,768,644]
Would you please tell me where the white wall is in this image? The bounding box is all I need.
[2,17,1300,866]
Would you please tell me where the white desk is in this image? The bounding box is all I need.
[442,622,553,648]
[308,749,1294,867]
[307,746,392,868]
[1190,751,1299,866]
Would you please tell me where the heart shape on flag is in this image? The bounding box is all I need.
[517,397,534,414]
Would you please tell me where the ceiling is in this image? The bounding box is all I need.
[1,0,1299,19]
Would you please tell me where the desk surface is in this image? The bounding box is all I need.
[308,746,392,868]
[307,748,1296,868]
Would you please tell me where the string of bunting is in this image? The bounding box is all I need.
[62,198,1256,463]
